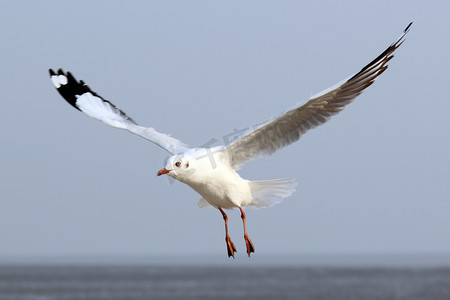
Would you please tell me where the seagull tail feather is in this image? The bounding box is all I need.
[247,178,297,208]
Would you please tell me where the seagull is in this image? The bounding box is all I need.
[49,23,411,258]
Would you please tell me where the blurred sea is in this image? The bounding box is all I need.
[1,255,450,300]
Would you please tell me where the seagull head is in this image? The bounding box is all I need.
[157,147,225,183]
[157,154,194,181]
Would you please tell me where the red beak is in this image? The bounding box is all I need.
[157,168,171,176]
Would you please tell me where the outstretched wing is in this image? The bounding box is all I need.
[49,69,189,154]
[224,23,412,169]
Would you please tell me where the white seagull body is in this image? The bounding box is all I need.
[50,23,411,257]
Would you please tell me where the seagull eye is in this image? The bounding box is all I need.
[185,162,189,168]
[175,161,181,168]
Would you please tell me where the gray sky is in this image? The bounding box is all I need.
[1,0,449,261]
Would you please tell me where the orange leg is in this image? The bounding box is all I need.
[239,207,255,257]
[219,207,237,258]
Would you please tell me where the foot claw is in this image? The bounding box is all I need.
[244,235,255,257]
[226,236,237,258]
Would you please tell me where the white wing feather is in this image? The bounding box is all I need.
[49,69,188,154]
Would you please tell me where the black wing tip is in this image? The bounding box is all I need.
[348,24,411,82]
[392,22,412,48]
[49,68,70,79]
[49,67,83,111]
[49,68,73,77]
[404,22,413,33]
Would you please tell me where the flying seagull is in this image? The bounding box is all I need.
[49,23,411,258]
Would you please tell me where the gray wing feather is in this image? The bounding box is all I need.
[225,23,411,169]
